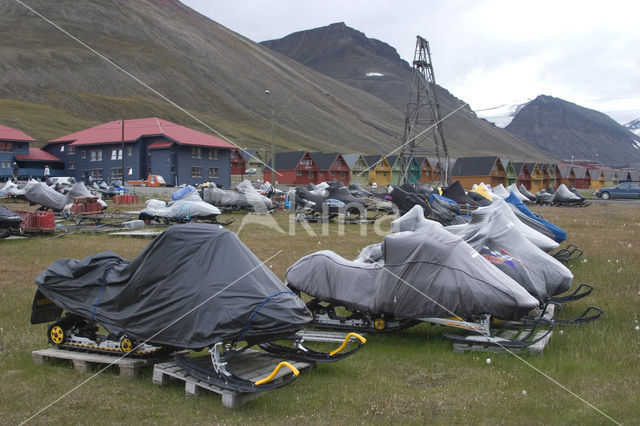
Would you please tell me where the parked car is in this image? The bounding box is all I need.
[245,168,257,174]
[594,181,640,199]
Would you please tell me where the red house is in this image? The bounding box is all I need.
[511,162,531,190]
[263,151,318,185]
[572,165,591,189]
[311,152,350,184]
[230,148,246,175]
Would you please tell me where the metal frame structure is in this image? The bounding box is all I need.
[400,36,449,185]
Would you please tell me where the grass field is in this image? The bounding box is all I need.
[0,199,638,424]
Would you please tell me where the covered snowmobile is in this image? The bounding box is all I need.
[139,188,223,224]
[348,181,372,197]
[491,184,511,199]
[506,184,530,203]
[427,193,469,225]
[32,223,365,392]
[287,215,549,346]
[387,185,431,216]
[294,181,368,222]
[518,184,537,202]
[0,204,22,233]
[504,192,567,243]
[535,189,555,204]
[392,206,600,319]
[348,181,394,212]
[24,180,67,211]
[0,179,25,199]
[441,180,482,207]
[553,184,590,206]
[448,198,559,252]
[202,180,273,212]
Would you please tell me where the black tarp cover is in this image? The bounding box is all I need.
[34,224,311,348]
[286,218,538,320]
[441,180,481,207]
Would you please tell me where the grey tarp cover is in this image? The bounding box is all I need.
[286,217,538,320]
[202,180,272,211]
[446,210,572,301]
[506,184,529,203]
[518,184,537,202]
[141,191,221,219]
[24,180,67,211]
[447,199,559,252]
[393,205,572,301]
[0,180,25,198]
[535,190,555,203]
[553,184,582,203]
[491,184,511,199]
[34,224,311,348]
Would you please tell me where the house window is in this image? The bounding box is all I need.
[127,167,133,176]
[59,145,65,152]
[110,167,123,180]
[90,150,102,162]
[111,149,122,160]
[69,161,75,170]
[0,142,12,152]
[330,171,335,176]
[209,149,218,160]
[170,165,175,174]
[68,146,76,155]
[296,170,302,176]
[81,150,86,159]
[300,159,312,166]
[191,166,202,178]
[126,146,132,156]
[191,147,202,159]
[208,167,219,179]
[308,171,314,179]
[90,169,103,180]
[1,160,11,168]
[340,171,346,178]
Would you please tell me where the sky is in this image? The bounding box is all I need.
[182,0,640,125]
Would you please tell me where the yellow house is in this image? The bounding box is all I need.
[527,162,544,193]
[363,155,391,186]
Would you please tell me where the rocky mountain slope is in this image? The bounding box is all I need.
[505,95,640,167]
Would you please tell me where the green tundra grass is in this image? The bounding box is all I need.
[0,199,638,424]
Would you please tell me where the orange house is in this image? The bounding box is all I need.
[449,156,507,190]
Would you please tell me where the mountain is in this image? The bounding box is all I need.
[260,22,552,160]
[505,95,640,167]
[474,99,532,128]
[0,0,406,154]
[625,118,640,137]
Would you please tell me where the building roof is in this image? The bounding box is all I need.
[48,118,235,149]
[511,162,529,176]
[265,151,310,170]
[14,147,62,162]
[311,152,343,170]
[241,149,259,163]
[0,124,36,143]
[148,141,173,150]
[557,165,573,178]
[572,165,590,179]
[363,155,383,167]
[450,156,499,177]
[342,153,364,168]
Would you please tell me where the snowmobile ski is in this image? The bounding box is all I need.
[258,332,366,363]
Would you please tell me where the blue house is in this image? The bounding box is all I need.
[44,118,235,187]
[1,124,63,180]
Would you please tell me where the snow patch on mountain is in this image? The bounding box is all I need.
[624,118,640,137]
[474,99,532,128]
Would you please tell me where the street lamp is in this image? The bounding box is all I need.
[265,89,275,185]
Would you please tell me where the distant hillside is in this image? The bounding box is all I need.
[505,95,640,167]
[0,0,407,154]
[261,22,552,160]
[625,118,640,137]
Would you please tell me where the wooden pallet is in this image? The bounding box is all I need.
[31,348,161,377]
[452,329,553,355]
[152,350,314,409]
[109,230,162,238]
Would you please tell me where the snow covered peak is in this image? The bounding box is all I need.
[624,118,640,137]
[474,99,532,128]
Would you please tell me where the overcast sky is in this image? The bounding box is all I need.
[182,0,639,125]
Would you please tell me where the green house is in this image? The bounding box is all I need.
[501,158,517,186]
[342,153,369,187]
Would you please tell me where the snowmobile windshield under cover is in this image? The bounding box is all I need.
[34,224,311,348]
[441,180,481,207]
[286,220,539,321]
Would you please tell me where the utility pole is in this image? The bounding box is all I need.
[121,119,125,185]
[265,90,275,185]
[400,36,449,185]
